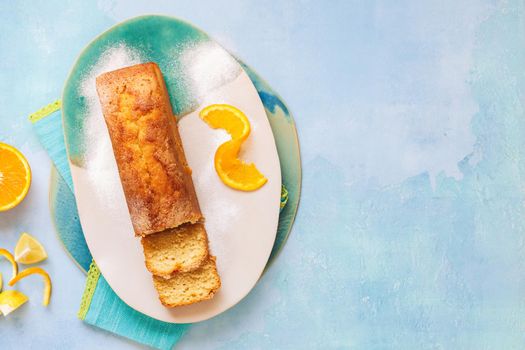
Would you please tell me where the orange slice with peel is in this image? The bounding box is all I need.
[200,104,251,140]
[9,267,51,306]
[0,142,32,212]
[0,248,18,280]
[214,139,268,191]
[0,290,28,316]
[200,104,267,191]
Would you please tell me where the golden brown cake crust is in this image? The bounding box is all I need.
[96,62,203,236]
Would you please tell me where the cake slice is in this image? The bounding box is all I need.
[96,62,202,236]
[142,223,209,277]
[153,256,221,307]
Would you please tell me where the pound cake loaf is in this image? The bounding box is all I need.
[153,256,221,307]
[142,223,209,277]
[96,62,202,236]
[97,62,221,308]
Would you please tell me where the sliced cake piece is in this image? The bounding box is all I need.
[141,223,209,277]
[153,256,221,307]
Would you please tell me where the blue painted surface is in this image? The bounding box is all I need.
[1,1,524,349]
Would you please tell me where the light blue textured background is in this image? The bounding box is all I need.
[1,0,524,349]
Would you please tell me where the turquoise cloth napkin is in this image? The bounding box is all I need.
[31,105,188,350]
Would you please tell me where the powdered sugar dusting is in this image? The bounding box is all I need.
[202,194,241,268]
[178,41,241,106]
[80,44,142,107]
[79,44,143,208]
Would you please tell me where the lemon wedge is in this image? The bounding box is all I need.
[14,233,48,265]
[9,267,51,306]
[0,248,18,280]
[0,290,28,316]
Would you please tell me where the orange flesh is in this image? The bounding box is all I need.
[0,143,31,211]
[199,105,267,191]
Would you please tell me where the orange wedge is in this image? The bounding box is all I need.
[214,139,268,191]
[200,104,251,140]
[9,267,51,306]
[0,142,31,211]
[0,248,18,280]
[200,104,267,191]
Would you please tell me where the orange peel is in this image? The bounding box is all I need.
[9,267,51,306]
[0,248,18,280]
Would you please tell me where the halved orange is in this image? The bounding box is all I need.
[0,142,31,211]
[200,104,251,140]
[9,267,51,306]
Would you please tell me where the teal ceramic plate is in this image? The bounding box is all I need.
[51,59,301,274]
[61,16,293,323]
